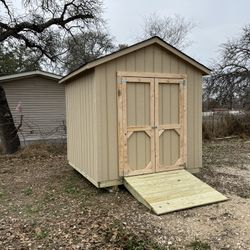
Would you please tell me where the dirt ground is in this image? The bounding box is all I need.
[0,139,249,249]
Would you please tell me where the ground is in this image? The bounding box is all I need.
[0,139,250,249]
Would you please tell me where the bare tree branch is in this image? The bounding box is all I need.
[0,0,14,21]
[138,13,195,49]
[204,25,250,109]
[0,0,102,61]
[63,30,115,73]
[0,13,94,41]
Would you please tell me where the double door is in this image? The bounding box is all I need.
[117,72,187,177]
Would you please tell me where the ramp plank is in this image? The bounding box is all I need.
[124,170,228,215]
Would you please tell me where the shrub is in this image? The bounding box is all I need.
[19,143,66,158]
[203,112,250,140]
[188,239,211,250]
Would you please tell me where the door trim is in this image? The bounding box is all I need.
[117,71,187,79]
[117,72,187,177]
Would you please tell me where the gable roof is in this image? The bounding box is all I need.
[0,70,62,83]
[60,36,211,84]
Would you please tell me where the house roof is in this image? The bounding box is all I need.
[59,36,211,84]
[0,70,62,83]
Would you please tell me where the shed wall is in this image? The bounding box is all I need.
[65,71,98,184]
[1,76,66,141]
[95,44,202,182]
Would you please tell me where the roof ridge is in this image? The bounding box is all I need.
[0,70,62,82]
[60,36,210,84]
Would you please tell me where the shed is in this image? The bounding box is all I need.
[0,70,65,143]
[60,36,211,188]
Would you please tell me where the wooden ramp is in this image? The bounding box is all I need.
[124,170,228,215]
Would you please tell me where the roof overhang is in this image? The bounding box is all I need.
[0,70,62,83]
[59,36,211,84]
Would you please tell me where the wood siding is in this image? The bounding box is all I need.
[65,71,98,183]
[1,76,66,141]
[95,44,202,182]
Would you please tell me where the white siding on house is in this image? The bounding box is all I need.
[0,76,66,142]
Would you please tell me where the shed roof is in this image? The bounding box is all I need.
[0,70,61,83]
[60,36,211,84]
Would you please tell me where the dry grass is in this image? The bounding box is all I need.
[0,140,249,249]
[0,142,66,157]
[197,138,250,199]
[19,143,66,158]
[203,113,250,140]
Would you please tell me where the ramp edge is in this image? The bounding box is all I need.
[124,179,153,211]
[124,170,229,215]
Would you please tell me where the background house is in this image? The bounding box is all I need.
[0,70,65,144]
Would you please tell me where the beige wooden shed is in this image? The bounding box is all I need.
[60,36,211,189]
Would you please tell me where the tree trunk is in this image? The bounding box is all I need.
[0,86,20,154]
[229,95,233,110]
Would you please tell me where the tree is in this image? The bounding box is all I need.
[205,25,250,109]
[245,87,250,110]
[63,31,114,73]
[0,43,41,76]
[138,13,194,49]
[0,0,102,153]
[117,44,129,50]
[0,0,102,62]
[0,86,21,154]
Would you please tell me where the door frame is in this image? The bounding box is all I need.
[117,71,187,177]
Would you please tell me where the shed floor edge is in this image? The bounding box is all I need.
[68,161,202,188]
[68,161,99,188]
[68,161,123,188]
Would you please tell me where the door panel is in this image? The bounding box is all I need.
[159,83,179,124]
[159,130,180,166]
[127,82,150,126]
[121,77,155,176]
[155,78,185,172]
[128,131,151,170]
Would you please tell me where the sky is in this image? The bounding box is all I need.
[102,0,250,66]
[4,0,250,68]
